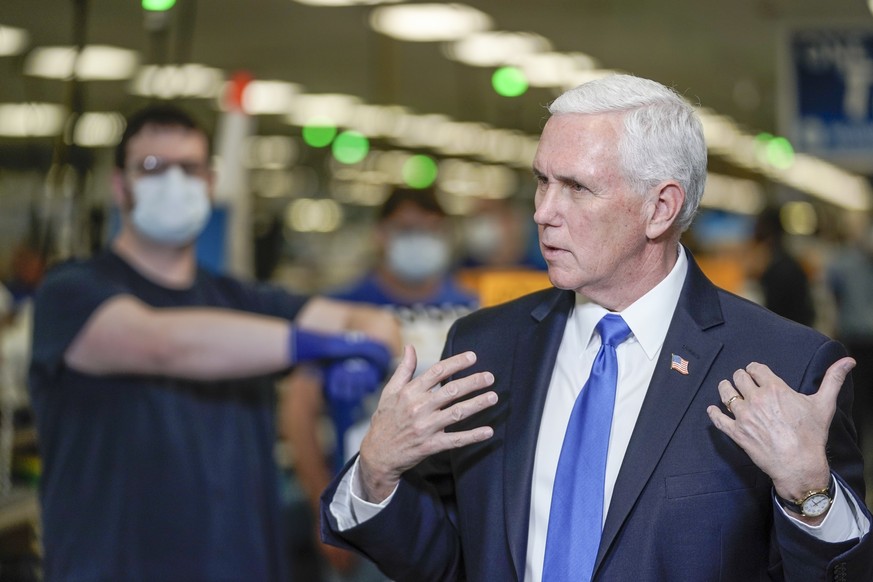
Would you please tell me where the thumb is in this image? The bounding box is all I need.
[814,356,856,405]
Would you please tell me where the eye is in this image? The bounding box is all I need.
[565,181,586,194]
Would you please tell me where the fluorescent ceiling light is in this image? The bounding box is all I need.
[516,52,599,87]
[238,80,302,114]
[286,93,361,126]
[370,3,492,42]
[444,31,551,67]
[0,25,29,56]
[0,103,66,137]
[131,64,225,99]
[293,0,400,5]
[69,112,126,147]
[24,45,139,80]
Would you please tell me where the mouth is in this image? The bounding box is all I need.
[540,242,566,259]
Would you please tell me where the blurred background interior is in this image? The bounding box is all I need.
[2,0,873,579]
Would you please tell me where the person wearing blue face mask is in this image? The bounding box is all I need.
[334,187,477,308]
[282,187,477,581]
[28,104,402,582]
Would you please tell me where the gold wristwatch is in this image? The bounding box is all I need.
[775,475,836,518]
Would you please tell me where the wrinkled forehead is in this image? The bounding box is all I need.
[534,113,623,171]
[125,124,210,164]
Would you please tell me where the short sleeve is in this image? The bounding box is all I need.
[30,260,127,380]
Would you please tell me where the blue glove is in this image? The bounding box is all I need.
[324,358,384,472]
[324,358,384,404]
[289,328,392,375]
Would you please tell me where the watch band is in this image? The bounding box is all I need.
[775,475,836,516]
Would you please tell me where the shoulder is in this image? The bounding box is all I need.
[38,254,115,297]
[455,287,564,330]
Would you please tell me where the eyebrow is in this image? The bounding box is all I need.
[532,167,584,186]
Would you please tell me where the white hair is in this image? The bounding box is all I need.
[548,74,707,232]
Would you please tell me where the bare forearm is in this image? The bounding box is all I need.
[65,297,292,380]
[148,308,291,380]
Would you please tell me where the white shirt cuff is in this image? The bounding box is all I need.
[329,456,399,531]
[779,479,870,542]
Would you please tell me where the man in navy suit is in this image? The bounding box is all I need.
[321,74,872,581]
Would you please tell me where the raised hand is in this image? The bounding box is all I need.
[357,345,498,503]
[706,357,856,514]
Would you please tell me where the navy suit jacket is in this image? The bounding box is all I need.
[322,250,872,581]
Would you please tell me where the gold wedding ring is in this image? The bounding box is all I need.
[724,394,742,414]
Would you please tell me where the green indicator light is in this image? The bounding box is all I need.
[766,136,795,169]
[142,0,176,11]
[402,155,438,189]
[302,121,337,148]
[492,66,528,98]
[332,131,369,164]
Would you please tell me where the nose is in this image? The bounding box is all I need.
[533,185,560,227]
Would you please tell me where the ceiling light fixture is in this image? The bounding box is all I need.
[0,25,29,56]
[24,45,139,80]
[0,103,66,137]
[443,31,551,67]
[369,3,492,42]
[293,0,400,5]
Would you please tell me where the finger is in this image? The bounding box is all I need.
[716,378,741,404]
[706,404,737,437]
[438,390,498,428]
[813,356,856,406]
[381,345,418,394]
[432,424,495,454]
[414,351,479,393]
[731,367,759,396]
[435,371,495,408]
[743,361,787,391]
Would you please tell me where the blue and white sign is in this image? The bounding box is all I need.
[784,26,873,170]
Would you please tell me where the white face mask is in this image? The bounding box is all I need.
[386,232,451,283]
[463,215,504,263]
[131,166,211,246]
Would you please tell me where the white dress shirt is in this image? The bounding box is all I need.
[331,246,869,580]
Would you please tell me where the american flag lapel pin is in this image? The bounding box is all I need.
[670,353,689,375]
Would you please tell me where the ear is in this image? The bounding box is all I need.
[645,181,685,240]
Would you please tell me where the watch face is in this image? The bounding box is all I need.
[801,493,832,517]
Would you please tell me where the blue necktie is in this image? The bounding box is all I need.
[542,313,632,582]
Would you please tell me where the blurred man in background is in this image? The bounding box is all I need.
[748,206,816,327]
[28,104,401,582]
[282,186,476,581]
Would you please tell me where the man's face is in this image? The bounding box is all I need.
[122,125,211,204]
[532,112,654,304]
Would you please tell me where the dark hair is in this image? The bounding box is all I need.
[379,187,446,221]
[753,207,785,244]
[114,104,210,169]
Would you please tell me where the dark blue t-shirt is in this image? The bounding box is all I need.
[29,251,309,582]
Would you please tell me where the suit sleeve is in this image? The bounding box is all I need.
[772,339,873,581]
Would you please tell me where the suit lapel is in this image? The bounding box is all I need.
[595,252,726,574]
[503,289,574,580]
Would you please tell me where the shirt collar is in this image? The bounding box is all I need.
[570,245,688,359]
